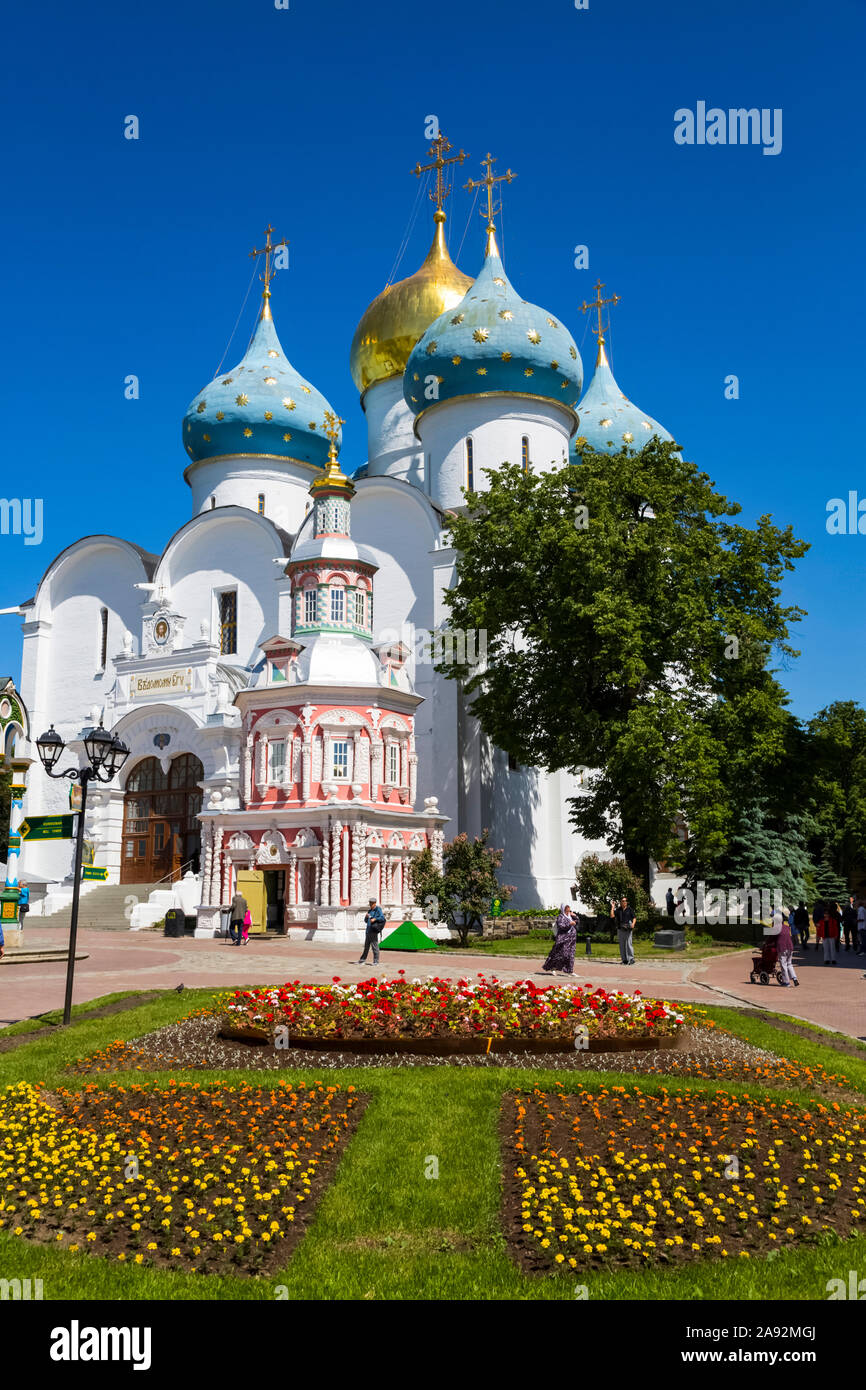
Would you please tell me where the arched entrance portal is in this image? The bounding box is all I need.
[121,754,203,884]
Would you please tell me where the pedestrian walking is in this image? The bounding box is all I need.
[358,897,385,966]
[16,881,29,928]
[821,906,840,965]
[230,889,247,946]
[793,900,810,949]
[843,895,858,951]
[857,899,866,956]
[543,904,578,976]
[777,913,799,987]
[610,895,636,965]
[812,899,825,950]
[241,908,251,944]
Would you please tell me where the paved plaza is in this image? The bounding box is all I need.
[2,927,864,1040]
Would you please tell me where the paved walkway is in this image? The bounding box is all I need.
[1,929,863,1039]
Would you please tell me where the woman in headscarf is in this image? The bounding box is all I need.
[542,904,578,976]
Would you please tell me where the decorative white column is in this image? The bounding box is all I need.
[314,851,321,905]
[409,754,418,808]
[255,736,267,797]
[400,741,409,788]
[243,731,254,806]
[302,738,312,802]
[200,821,214,904]
[330,819,342,905]
[320,832,330,906]
[341,825,350,903]
[431,828,444,873]
[213,829,224,903]
[288,851,297,906]
[350,823,362,903]
[371,738,383,800]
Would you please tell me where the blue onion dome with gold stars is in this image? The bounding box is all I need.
[183,294,338,471]
[572,339,674,458]
[403,226,583,425]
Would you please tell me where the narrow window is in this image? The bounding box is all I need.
[332,739,349,779]
[466,437,474,492]
[268,740,286,784]
[99,606,108,669]
[210,496,216,509]
[388,743,399,784]
[257,493,265,516]
[304,588,317,624]
[330,587,344,623]
[356,589,365,628]
[522,436,530,474]
[219,590,237,655]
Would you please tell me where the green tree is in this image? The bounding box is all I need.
[409,830,514,946]
[575,853,650,918]
[803,702,866,884]
[438,440,807,886]
[697,796,816,911]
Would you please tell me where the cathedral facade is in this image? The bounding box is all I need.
[13,150,673,937]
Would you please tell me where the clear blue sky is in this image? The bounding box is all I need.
[1,0,863,722]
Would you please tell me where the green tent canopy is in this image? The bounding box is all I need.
[380,920,438,951]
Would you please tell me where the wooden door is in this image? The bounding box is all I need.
[236,870,266,934]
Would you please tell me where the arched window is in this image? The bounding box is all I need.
[466,437,474,492]
[522,436,530,474]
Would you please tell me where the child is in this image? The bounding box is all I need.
[242,909,251,944]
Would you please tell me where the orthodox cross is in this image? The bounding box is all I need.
[411,133,467,211]
[579,279,621,344]
[464,152,517,229]
[322,410,346,459]
[249,224,289,299]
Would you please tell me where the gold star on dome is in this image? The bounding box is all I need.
[501,351,512,361]
[283,398,296,410]
[600,418,612,427]
[301,385,311,395]
[476,367,487,375]
[575,436,587,449]
[437,375,444,383]
[268,349,279,358]
[560,381,569,389]
[222,377,233,385]
[264,376,277,385]
[493,276,506,286]
[452,355,462,365]
[569,347,577,359]
[641,421,653,430]
[215,410,224,420]
[472,327,489,343]
[236,394,249,406]
[524,368,534,377]
[451,313,465,324]
[527,329,541,344]
[499,310,513,321]
[203,433,210,442]
[196,400,206,413]
[623,432,633,442]
[309,422,317,429]
[264,411,273,421]
[550,360,559,369]
[426,341,438,355]
[283,432,292,442]
[413,373,419,381]
[547,317,558,328]
[243,427,253,437]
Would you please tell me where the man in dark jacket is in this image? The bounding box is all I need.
[793,900,810,949]
[230,890,248,946]
[842,894,858,951]
[358,897,386,966]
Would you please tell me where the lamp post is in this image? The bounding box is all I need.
[35,723,129,1025]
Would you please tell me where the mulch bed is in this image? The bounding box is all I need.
[500,1084,866,1276]
[1,1080,367,1277]
[65,1016,854,1097]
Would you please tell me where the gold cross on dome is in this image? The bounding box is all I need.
[464,152,517,230]
[579,279,621,344]
[322,410,345,459]
[411,133,468,211]
[249,224,290,300]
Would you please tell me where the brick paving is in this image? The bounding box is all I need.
[1,928,863,1039]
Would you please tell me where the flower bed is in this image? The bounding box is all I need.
[502,1083,866,1274]
[218,974,684,1053]
[0,1079,365,1276]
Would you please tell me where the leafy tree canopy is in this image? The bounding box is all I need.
[409,830,514,946]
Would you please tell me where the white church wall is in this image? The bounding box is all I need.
[186,456,317,535]
[362,377,426,486]
[157,510,281,667]
[417,397,572,512]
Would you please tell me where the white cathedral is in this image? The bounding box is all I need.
[10,145,676,939]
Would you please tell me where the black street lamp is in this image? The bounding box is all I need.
[35,723,130,1024]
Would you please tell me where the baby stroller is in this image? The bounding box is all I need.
[749,936,784,986]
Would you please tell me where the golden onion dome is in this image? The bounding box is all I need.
[350,211,473,396]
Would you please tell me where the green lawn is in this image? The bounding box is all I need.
[446,930,735,961]
[0,987,863,1300]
